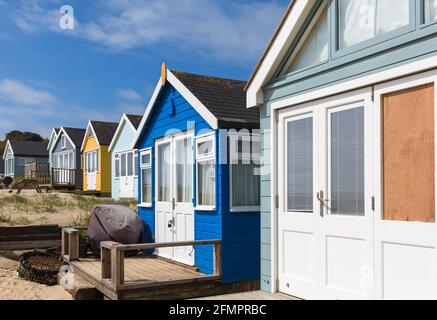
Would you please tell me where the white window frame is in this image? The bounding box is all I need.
[61,135,67,149]
[229,131,261,212]
[195,132,216,211]
[85,150,99,174]
[115,153,120,179]
[140,148,153,207]
[5,158,14,176]
[115,150,137,178]
[134,150,138,177]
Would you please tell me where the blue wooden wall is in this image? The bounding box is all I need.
[137,83,260,284]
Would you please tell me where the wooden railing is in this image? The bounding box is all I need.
[29,170,51,185]
[62,228,222,291]
[52,168,76,186]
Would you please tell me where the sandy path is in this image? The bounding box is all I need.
[0,252,72,300]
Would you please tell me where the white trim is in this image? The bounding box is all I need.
[81,121,100,152]
[109,113,137,152]
[246,0,314,108]
[195,133,217,211]
[2,140,13,160]
[272,56,437,111]
[47,128,59,151]
[139,148,153,207]
[131,68,219,150]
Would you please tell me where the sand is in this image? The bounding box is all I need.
[0,252,72,300]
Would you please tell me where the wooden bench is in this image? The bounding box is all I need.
[0,225,61,251]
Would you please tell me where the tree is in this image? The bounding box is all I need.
[0,130,45,154]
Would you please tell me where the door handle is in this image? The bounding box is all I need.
[317,191,330,217]
[168,218,175,229]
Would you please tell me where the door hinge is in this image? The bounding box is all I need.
[371,196,375,211]
[275,195,279,209]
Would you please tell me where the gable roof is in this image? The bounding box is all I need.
[47,128,60,150]
[52,127,86,152]
[132,65,259,148]
[246,0,317,108]
[81,121,118,151]
[6,140,48,157]
[109,114,143,152]
[173,71,259,128]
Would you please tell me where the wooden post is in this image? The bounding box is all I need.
[62,228,79,262]
[213,242,222,277]
[101,242,113,280]
[61,228,69,257]
[111,244,124,289]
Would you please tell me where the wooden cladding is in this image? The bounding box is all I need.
[383,83,435,223]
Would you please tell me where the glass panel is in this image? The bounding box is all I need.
[330,107,365,216]
[69,153,74,169]
[198,140,213,156]
[134,152,138,176]
[142,168,152,204]
[425,0,437,23]
[141,153,151,165]
[158,143,171,202]
[176,138,193,203]
[287,6,328,73]
[198,160,215,206]
[232,163,260,207]
[338,0,410,49]
[115,158,120,178]
[287,117,313,212]
[121,153,127,177]
[127,152,133,176]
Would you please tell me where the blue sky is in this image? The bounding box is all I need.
[0,0,288,138]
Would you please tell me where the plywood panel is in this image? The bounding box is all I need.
[383,83,435,223]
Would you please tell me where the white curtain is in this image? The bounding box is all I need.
[232,163,260,207]
[142,168,152,203]
[176,138,193,203]
[199,161,215,206]
[425,0,437,23]
[158,143,171,202]
[289,7,328,73]
[339,0,410,49]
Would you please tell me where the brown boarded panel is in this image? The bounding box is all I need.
[383,83,435,223]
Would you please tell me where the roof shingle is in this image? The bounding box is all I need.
[9,140,49,157]
[172,71,259,129]
[126,115,143,129]
[90,121,118,145]
[63,128,86,147]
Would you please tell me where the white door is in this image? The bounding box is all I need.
[155,133,195,265]
[86,151,97,191]
[278,89,373,300]
[119,151,135,198]
[373,73,437,300]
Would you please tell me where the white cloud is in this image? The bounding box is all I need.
[116,88,143,101]
[13,0,285,62]
[0,79,57,106]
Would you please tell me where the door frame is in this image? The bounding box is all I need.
[85,149,98,191]
[154,130,195,264]
[273,87,373,296]
[115,149,137,198]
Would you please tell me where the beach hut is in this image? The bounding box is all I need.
[81,121,117,196]
[50,127,85,190]
[132,65,261,285]
[109,114,142,199]
[246,0,437,299]
[2,140,48,179]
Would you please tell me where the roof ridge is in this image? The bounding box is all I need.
[171,70,247,84]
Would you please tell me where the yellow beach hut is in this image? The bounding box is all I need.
[80,121,118,196]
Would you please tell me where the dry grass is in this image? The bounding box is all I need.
[0,190,138,227]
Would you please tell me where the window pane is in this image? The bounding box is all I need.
[69,153,74,169]
[134,152,138,176]
[232,163,260,207]
[287,6,328,73]
[338,0,410,49]
[331,107,365,216]
[141,153,151,165]
[287,117,313,212]
[198,140,213,156]
[425,0,437,23]
[142,168,152,203]
[198,160,215,206]
[158,143,171,202]
[176,138,193,203]
[115,158,120,178]
[127,152,133,176]
[121,153,126,177]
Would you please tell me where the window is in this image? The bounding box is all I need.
[127,152,133,176]
[85,151,98,173]
[425,0,437,23]
[140,149,152,206]
[338,0,410,49]
[229,133,261,212]
[157,143,171,202]
[115,154,120,178]
[120,153,127,177]
[61,135,67,149]
[134,150,138,176]
[196,134,216,210]
[281,4,328,75]
[5,158,14,176]
[176,137,193,203]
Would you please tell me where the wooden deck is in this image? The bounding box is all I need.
[69,256,224,300]
[194,291,299,300]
